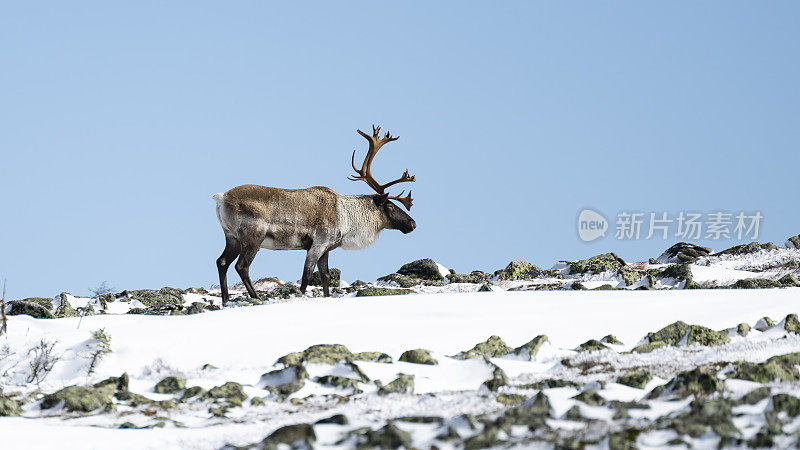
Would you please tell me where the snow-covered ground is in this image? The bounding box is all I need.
[4,242,800,449]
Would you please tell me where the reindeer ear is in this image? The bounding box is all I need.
[373,193,390,206]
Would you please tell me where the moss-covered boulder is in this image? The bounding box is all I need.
[643,320,690,347]
[260,423,316,449]
[181,386,206,400]
[784,313,800,334]
[454,335,511,359]
[482,364,508,391]
[309,268,341,287]
[685,325,730,346]
[786,235,800,249]
[572,389,606,406]
[601,335,623,345]
[376,273,423,288]
[502,391,552,425]
[399,348,437,365]
[396,258,446,281]
[446,271,489,284]
[316,414,348,425]
[731,278,783,289]
[738,387,771,405]
[570,281,587,290]
[355,287,413,297]
[719,242,779,255]
[7,299,54,319]
[577,339,608,352]
[512,335,549,360]
[618,267,644,286]
[154,376,185,394]
[496,260,543,281]
[658,242,712,263]
[721,322,751,337]
[260,365,308,397]
[779,274,800,287]
[632,341,667,353]
[377,374,414,395]
[731,354,800,384]
[41,384,117,412]
[315,375,362,393]
[264,284,302,299]
[0,394,22,416]
[658,263,695,287]
[648,367,724,399]
[203,382,247,407]
[54,293,79,318]
[668,399,739,441]
[772,394,800,417]
[569,253,626,275]
[617,371,652,389]
[276,343,369,366]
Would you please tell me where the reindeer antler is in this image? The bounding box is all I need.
[348,124,415,210]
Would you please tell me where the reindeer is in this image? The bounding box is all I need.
[213,125,416,305]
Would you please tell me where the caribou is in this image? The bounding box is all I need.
[213,125,416,305]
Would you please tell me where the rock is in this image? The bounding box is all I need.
[203,382,247,407]
[154,376,185,394]
[632,341,667,353]
[356,423,412,449]
[396,258,446,281]
[779,274,800,287]
[482,364,508,391]
[502,391,552,425]
[719,242,778,255]
[570,281,586,290]
[315,375,361,393]
[260,365,308,397]
[454,335,511,359]
[377,374,414,395]
[446,272,488,284]
[260,423,316,449]
[512,335,549,360]
[41,384,116,412]
[352,352,392,363]
[592,284,615,290]
[577,339,608,352]
[644,321,690,347]
[772,394,800,417]
[731,354,800,383]
[0,394,22,416]
[7,300,53,319]
[185,302,206,315]
[669,399,739,441]
[572,389,606,406]
[125,288,184,307]
[685,325,730,346]
[316,414,348,425]
[265,284,302,299]
[721,322,751,337]
[495,393,526,406]
[649,367,724,399]
[185,287,208,294]
[658,263,695,287]
[731,278,782,289]
[355,287,413,297]
[617,371,652,389]
[786,235,800,249]
[754,316,775,331]
[181,386,205,400]
[478,283,493,292]
[738,387,771,405]
[496,260,543,280]
[309,268,341,287]
[601,335,623,345]
[54,293,79,318]
[569,253,626,274]
[399,349,437,365]
[658,242,712,263]
[276,344,352,366]
[377,273,424,288]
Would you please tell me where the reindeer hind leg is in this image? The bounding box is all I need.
[217,235,241,306]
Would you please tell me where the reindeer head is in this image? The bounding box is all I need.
[349,125,416,234]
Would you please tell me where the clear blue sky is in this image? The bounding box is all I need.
[2,2,799,299]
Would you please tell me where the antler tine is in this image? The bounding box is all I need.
[389,190,414,210]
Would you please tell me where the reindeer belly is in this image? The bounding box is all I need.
[260,226,311,250]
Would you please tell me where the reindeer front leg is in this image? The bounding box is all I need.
[299,245,326,295]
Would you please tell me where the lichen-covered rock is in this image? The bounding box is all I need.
[54,293,79,318]
[265,284,302,299]
[721,322,751,337]
[399,348,437,365]
[482,364,508,391]
[719,242,779,255]
[446,272,489,284]
[784,313,800,334]
[657,263,695,287]
[377,374,414,395]
[454,335,511,359]
[203,382,247,407]
[315,375,361,393]
[731,278,782,289]
[355,423,412,449]
[772,394,800,417]
[601,335,623,345]
[618,267,643,286]
[658,242,712,263]
[572,389,606,406]
[496,260,543,280]
[316,414,348,425]
[502,391,552,425]
[352,352,392,363]
[181,386,205,400]
[685,325,730,346]
[125,288,184,307]
[569,253,626,275]
[185,302,206,315]
[41,384,116,412]
[260,423,316,449]
[7,300,54,319]
[649,367,724,399]
[644,321,690,347]
[309,268,341,287]
[260,365,308,398]
[396,258,446,281]
[577,339,608,352]
[779,274,800,287]
[731,354,800,384]
[754,316,775,331]
[632,341,667,353]
[512,335,549,360]
[478,283,493,292]
[786,235,800,249]
[617,371,652,389]
[154,376,185,394]
[738,387,771,405]
[377,273,423,288]
[570,281,587,290]
[0,394,22,416]
[668,399,739,441]
[355,287,413,297]
[275,344,355,366]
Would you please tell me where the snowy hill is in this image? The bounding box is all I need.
[4,239,800,449]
